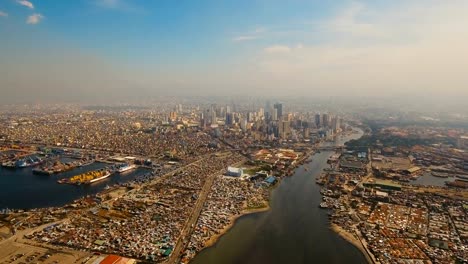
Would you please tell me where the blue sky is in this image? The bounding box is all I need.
[1,0,468,102]
[2,0,340,64]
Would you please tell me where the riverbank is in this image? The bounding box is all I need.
[330,224,374,264]
[190,128,369,264]
[203,204,271,248]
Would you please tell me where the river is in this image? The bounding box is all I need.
[191,130,368,264]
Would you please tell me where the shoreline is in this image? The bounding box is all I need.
[330,224,374,264]
[190,129,363,262]
[202,204,271,248]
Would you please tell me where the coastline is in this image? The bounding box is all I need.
[330,224,374,264]
[203,204,271,248]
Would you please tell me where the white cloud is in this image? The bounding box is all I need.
[27,13,44,24]
[232,27,266,42]
[233,35,259,42]
[251,1,468,97]
[17,0,34,9]
[324,2,384,38]
[264,45,291,53]
[0,11,8,17]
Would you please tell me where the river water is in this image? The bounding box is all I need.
[191,130,368,264]
[0,161,150,210]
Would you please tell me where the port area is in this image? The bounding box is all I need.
[0,147,145,186]
[315,146,468,264]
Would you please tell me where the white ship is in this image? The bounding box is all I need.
[116,163,137,173]
[88,171,112,184]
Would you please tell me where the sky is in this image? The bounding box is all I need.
[1,0,468,103]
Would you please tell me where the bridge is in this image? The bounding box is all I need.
[316,145,371,151]
[316,146,345,151]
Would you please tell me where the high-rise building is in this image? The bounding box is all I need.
[225,113,233,126]
[200,112,206,127]
[272,108,278,121]
[248,112,255,122]
[274,103,283,119]
[258,108,264,118]
[322,113,330,128]
[315,113,321,128]
[210,104,217,125]
[169,112,177,121]
[175,104,183,113]
[278,120,290,139]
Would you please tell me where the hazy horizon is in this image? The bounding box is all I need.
[1,0,468,103]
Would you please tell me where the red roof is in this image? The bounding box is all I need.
[100,255,121,264]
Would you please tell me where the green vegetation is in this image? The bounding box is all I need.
[345,134,456,148]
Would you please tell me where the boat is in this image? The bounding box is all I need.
[2,156,43,169]
[116,163,137,173]
[88,171,112,183]
[319,202,329,208]
[431,172,449,178]
[59,169,112,185]
[78,160,94,167]
[32,168,54,175]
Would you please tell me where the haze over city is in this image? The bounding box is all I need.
[1,0,468,104]
[1,1,468,264]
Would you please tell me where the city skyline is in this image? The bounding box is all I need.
[1,0,468,103]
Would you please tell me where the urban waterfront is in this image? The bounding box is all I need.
[191,130,368,264]
[0,162,150,210]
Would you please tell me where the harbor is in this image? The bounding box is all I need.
[0,161,151,210]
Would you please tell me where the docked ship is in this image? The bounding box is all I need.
[116,163,137,173]
[431,172,449,178]
[2,156,43,169]
[58,169,111,185]
[319,202,329,208]
[33,161,76,175]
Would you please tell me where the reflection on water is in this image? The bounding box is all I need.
[191,130,368,264]
[0,161,150,209]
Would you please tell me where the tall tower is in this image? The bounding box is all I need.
[274,103,283,120]
[315,113,321,128]
[210,104,217,125]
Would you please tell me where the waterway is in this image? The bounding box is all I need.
[191,130,368,264]
[0,161,150,210]
[410,172,456,187]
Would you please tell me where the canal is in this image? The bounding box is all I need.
[191,130,368,264]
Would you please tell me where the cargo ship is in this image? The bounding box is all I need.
[2,156,43,169]
[58,169,111,185]
[116,163,137,173]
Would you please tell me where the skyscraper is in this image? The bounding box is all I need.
[315,113,321,128]
[225,112,233,126]
[274,103,283,120]
[322,113,330,128]
[210,104,217,125]
[272,108,278,121]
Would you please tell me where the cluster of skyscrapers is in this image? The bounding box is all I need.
[188,102,344,141]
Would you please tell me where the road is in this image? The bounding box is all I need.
[166,157,245,264]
